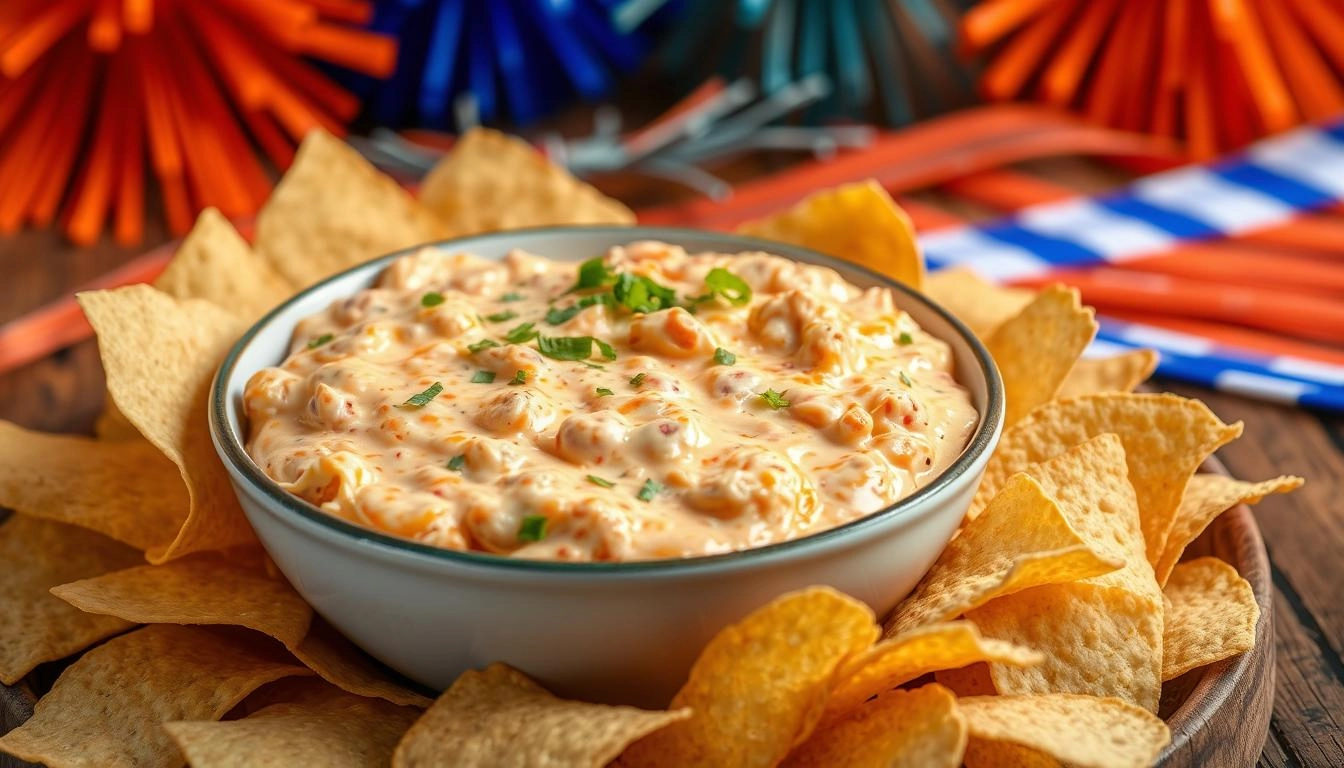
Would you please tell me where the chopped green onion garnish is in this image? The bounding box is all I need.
[636,479,662,502]
[595,387,614,397]
[586,474,615,488]
[613,273,677,313]
[713,347,736,366]
[759,389,790,410]
[421,292,445,308]
[500,292,524,302]
[447,455,466,471]
[504,322,539,344]
[397,382,444,409]
[703,267,752,306]
[568,257,615,293]
[898,331,914,346]
[471,370,496,384]
[629,372,647,387]
[467,339,500,354]
[485,310,518,323]
[899,371,913,387]
[306,333,334,349]
[517,515,547,542]
[536,335,617,362]
[545,305,581,325]
[510,370,529,385]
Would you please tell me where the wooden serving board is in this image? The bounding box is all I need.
[0,458,1274,767]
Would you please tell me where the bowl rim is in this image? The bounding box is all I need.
[210,225,1004,575]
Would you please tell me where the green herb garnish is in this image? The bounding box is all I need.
[467,338,500,354]
[758,389,790,410]
[537,336,617,362]
[471,370,496,384]
[420,292,445,308]
[546,293,614,325]
[397,382,444,409]
[500,292,524,302]
[568,257,615,293]
[595,387,614,397]
[636,479,662,502]
[898,331,914,346]
[504,322,539,344]
[713,347,736,366]
[485,309,518,323]
[687,268,752,309]
[629,372,647,387]
[517,515,547,542]
[447,455,466,471]
[613,273,677,313]
[510,370,529,385]
[586,474,615,488]
[306,333,334,349]
[899,371,913,387]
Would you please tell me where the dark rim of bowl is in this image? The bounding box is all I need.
[211,226,1004,574]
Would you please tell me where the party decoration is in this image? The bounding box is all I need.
[960,0,1344,157]
[345,0,666,129]
[653,0,975,126]
[0,0,396,245]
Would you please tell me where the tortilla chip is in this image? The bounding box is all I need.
[1155,474,1302,585]
[0,624,310,768]
[963,738,1060,768]
[966,435,1164,711]
[391,663,687,768]
[166,681,420,768]
[958,694,1170,768]
[52,554,313,649]
[0,516,139,685]
[154,207,295,322]
[923,267,1034,338]
[78,285,256,561]
[825,622,1039,721]
[985,285,1097,425]
[256,129,448,288]
[94,394,143,442]
[885,473,1122,636]
[784,684,966,768]
[418,128,633,236]
[972,393,1243,567]
[0,421,186,551]
[736,180,925,290]
[1058,350,1158,399]
[934,663,998,697]
[50,554,429,707]
[620,587,878,768]
[1162,557,1259,680]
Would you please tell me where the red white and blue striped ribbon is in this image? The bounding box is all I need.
[918,120,1344,412]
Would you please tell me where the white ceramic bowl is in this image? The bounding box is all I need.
[210,227,1004,707]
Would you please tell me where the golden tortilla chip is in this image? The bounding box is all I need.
[736,180,925,290]
[256,129,448,288]
[94,393,143,442]
[958,694,1170,768]
[620,587,878,768]
[923,267,1034,339]
[784,684,966,768]
[0,421,186,551]
[985,285,1097,425]
[826,622,1039,721]
[885,473,1122,636]
[391,663,687,768]
[50,554,428,707]
[972,393,1243,567]
[0,624,310,768]
[166,681,420,768]
[963,738,1060,768]
[78,285,256,562]
[1058,350,1158,399]
[934,663,998,697]
[419,128,634,236]
[1162,557,1259,681]
[966,435,1164,711]
[1155,474,1302,585]
[0,516,139,685]
[154,207,295,322]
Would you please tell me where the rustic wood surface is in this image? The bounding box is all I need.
[0,158,1341,767]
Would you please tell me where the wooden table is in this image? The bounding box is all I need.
[2,165,1342,767]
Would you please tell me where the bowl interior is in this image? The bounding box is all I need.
[213,226,1003,573]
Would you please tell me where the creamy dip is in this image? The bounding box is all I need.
[244,242,978,562]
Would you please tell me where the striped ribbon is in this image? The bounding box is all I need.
[917,119,1344,411]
